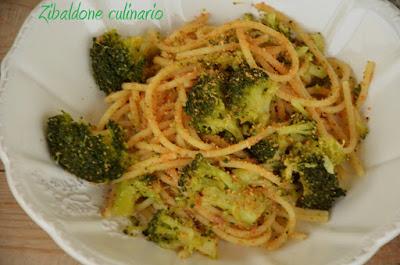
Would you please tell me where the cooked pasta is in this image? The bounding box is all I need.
[46,3,374,259]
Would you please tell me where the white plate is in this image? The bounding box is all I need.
[1,0,400,264]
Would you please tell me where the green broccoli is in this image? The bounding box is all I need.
[184,74,243,141]
[179,155,269,226]
[310,32,325,53]
[232,168,264,186]
[298,48,328,86]
[46,112,130,183]
[103,175,163,217]
[318,135,347,166]
[247,114,316,164]
[261,12,292,39]
[200,50,245,71]
[90,30,158,94]
[143,210,218,258]
[224,66,278,131]
[201,186,269,226]
[296,46,309,58]
[123,216,145,236]
[277,113,317,137]
[242,13,256,21]
[247,139,278,163]
[179,154,238,195]
[296,155,346,210]
[284,142,346,210]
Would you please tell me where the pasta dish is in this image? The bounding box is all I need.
[45,3,374,258]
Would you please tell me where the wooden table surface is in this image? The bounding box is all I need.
[0,0,399,264]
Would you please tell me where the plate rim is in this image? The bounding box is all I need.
[1,1,400,265]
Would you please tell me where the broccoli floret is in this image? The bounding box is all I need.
[90,30,158,94]
[248,139,278,163]
[122,216,145,236]
[318,135,346,166]
[46,112,130,183]
[184,75,243,141]
[103,175,163,217]
[307,64,327,79]
[261,12,292,39]
[302,60,327,85]
[224,66,278,130]
[296,43,328,86]
[105,179,140,217]
[277,113,317,138]
[296,46,309,58]
[296,155,346,210]
[281,127,344,169]
[242,13,256,21]
[247,114,316,164]
[200,50,245,71]
[232,169,264,185]
[143,210,218,258]
[201,186,269,226]
[179,154,238,194]
[284,142,346,210]
[133,175,163,203]
[179,155,269,226]
[299,50,328,86]
[310,32,325,53]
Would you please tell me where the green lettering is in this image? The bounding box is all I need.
[145,9,151,19]
[79,9,87,20]
[68,2,73,19]
[116,10,124,20]
[38,3,50,23]
[71,2,81,20]
[137,10,145,20]
[87,9,96,20]
[108,10,116,20]
[95,10,103,20]
[129,10,137,20]
[37,1,163,22]
[154,10,163,20]
[123,2,130,20]
[60,10,68,20]
[51,3,60,20]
